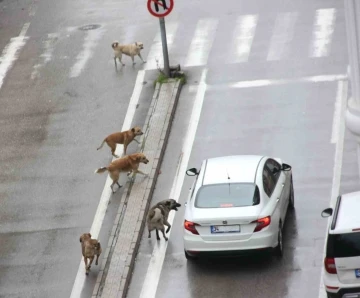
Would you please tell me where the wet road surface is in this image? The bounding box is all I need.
[0,0,161,297]
[126,0,349,298]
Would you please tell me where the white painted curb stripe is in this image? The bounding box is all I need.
[69,70,146,298]
[139,69,208,298]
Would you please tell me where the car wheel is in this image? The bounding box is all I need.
[184,250,198,261]
[288,177,295,210]
[274,225,283,257]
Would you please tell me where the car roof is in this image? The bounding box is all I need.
[202,155,264,185]
[333,191,360,233]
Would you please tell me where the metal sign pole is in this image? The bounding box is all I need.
[159,17,170,77]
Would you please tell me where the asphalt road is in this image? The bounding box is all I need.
[0,0,161,297]
[126,0,349,298]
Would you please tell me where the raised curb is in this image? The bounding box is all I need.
[92,78,183,298]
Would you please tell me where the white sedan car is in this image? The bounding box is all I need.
[183,155,294,260]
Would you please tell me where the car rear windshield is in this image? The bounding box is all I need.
[327,232,360,258]
[195,183,259,208]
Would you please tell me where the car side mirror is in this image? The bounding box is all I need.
[281,163,292,171]
[321,208,333,218]
[186,168,199,176]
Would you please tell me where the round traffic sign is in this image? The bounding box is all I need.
[147,0,174,18]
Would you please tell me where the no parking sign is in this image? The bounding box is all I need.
[147,0,174,18]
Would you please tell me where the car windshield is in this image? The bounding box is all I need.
[327,232,360,258]
[195,183,259,208]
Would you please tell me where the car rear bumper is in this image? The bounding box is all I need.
[326,288,360,298]
[183,228,278,253]
[324,272,360,298]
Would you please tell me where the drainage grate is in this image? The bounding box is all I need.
[78,24,101,31]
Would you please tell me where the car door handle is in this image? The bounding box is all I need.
[276,198,280,203]
[282,183,285,187]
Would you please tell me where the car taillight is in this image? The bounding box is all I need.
[252,216,271,232]
[324,257,337,274]
[184,220,200,235]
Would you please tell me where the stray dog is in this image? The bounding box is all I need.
[97,126,144,157]
[147,199,181,241]
[111,41,146,67]
[79,233,102,276]
[95,153,149,193]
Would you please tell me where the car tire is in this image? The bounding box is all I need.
[288,177,295,210]
[185,250,198,261]
[274,225,283,257]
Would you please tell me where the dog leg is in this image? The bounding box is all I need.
[109,142,119,158]
[138,53,146,63]
[134,169,148,176]
[160,227,168,241]
[116,181,122,188]
[114,57,117,68]
[95,254,100,266]
[123,143,128,156]
[88,256,94,270]
[133,138,141,144]
[110,182,116,194]
[131,55,135,65]
[119,53,125,66]
[164,220,171,233]
[155,229,160,240]
[84,257,89,276]
[148,230,151,238]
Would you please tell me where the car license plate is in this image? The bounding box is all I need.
[355,269,360,278]
[211,225,240,234]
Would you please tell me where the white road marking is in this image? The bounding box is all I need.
[203,74,347,91]
[31,33,59,79]
[69,28,106,78]
[310,8,336,58]
[267,12,297,61]
[139,68,208,298]
[69,70,146,298]
[228,14,258,63]
[0,23,30,90]
[318,80,348,298]
[145,22,179,70]
[331,80,347,144]
[29,0,37,16]
[184,19,218,67]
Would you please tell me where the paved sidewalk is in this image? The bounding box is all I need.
[92,79,183,298]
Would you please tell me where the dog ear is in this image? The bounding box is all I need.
[135,42,138,46]
[131,128,135,133]
[88,233,92,238]
[165,200,171,206]
[80,237,82,243]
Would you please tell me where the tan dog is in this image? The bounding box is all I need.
[147,199,181,241]
[97,126,144,157]
[79,233,102,276]
[95,153,149,193]
[111,41,146,67]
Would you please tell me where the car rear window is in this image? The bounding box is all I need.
[327,232,360,258]
[195,183,259,208]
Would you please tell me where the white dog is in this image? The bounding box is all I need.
[111,41,146,67]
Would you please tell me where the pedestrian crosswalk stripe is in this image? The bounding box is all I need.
[184,18,219,67]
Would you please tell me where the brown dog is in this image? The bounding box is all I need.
[97,126,144,157]
[79,233,102,276]
[95,153,149,193]
[111,41,146,67]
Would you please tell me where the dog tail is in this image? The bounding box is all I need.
[111,41,119,49]
[97,140,106,151]
[95,167,108,174]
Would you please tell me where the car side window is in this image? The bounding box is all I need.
[263,166,276,197]
[265,159,281,185]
